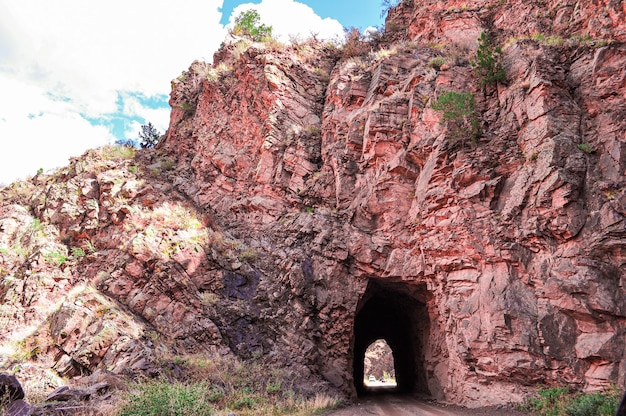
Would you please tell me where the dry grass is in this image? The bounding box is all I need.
[114,353,342,416]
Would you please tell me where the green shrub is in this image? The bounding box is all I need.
[519,386,622,416]
[428,57,447,70]
[71,247,86,258]
[232,9,273,42]
[471,32,505,86]
[431,90,481,142]
[432,91,475,123]
[520,387,568,416]
[120,381,214,416]
[566,391,619,416]
[266,380,281,394]
[44,251,68,266]
[577,143,594,153]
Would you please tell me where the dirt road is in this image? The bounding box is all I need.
[325,395,529,416]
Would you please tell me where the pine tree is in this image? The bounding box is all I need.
[472,32,505,87]
[138,123,161,149]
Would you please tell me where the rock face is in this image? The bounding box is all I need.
[0,373,25,403]
[364,340,395,381]
[1,0,626,408]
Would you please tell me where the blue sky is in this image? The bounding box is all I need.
[0,0,389,185]
[220,0,386,29]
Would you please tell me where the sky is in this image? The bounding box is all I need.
[0,0,387,185]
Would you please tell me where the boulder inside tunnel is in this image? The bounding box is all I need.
[352,279,430,396]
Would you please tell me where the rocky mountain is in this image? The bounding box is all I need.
[1,0,626,410]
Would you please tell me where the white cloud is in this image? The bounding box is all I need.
[121,94,171,134]
[0,0,344,186]
[0,0,226,113]
[125,120,144,142]
[0,0,225,185]
[229,0,344,43]
[0,74,115,183]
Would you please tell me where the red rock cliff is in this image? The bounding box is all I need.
[1,0,626,408]
[160,0,626,405]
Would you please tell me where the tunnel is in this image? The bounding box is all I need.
[353,278,430,396]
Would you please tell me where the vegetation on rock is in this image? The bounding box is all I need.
[3,0,626,413]
[519,386,623,416]
[119,354,340,416]
[471,32,505,87]
[431,90,481,143]
[138,123,161,149]
[231,9,273,42]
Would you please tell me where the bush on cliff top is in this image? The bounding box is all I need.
[231,9,273,42]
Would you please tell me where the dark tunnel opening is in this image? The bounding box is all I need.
[353,279,430,397]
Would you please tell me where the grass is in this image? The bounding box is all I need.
[71,247,86,258]
[428,57,447,70]
[116,354,341,416]
[519,386,622,416]
[43,250,68,266]
[102,145,137,161]
[120,381,214,416]
[238,249,258,262]
[577,143,594,154]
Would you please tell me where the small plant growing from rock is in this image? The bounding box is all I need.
[577,143,594,154]
[180,101,192,112]
[266,380,281,394]
[471,32,505,87]
[428,57,447,70]
[44,250,68,266]
[431,90,481,144]
[238,249,258,262]
[71,247,86,258]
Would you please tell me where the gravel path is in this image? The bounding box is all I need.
[324,395,530,416]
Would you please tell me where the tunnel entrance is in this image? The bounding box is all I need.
[353,279,430,396]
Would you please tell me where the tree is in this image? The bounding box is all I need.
[341,27,368,59]
[138,123,161,149]
[380,0,402,18]
[431,90,481,144]
[471,32,505,87]
[232,9,273,42]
